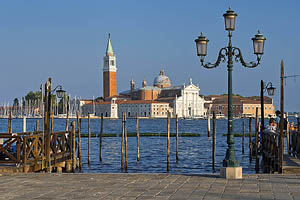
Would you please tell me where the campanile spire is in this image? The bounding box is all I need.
[103,33,117,99]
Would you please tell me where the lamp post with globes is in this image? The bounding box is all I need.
[195,7,266,178]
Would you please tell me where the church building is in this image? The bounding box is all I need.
[81,35,207,118]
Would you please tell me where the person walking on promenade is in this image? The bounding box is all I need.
[275,110,288,131]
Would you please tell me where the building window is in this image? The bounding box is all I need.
[110,60,114,66]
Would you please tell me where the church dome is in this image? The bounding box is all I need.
[153,69,171,88]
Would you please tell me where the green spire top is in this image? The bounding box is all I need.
[106,33,113,56]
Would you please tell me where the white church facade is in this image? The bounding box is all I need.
[173,79,206,118]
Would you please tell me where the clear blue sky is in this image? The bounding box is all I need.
[0,0,299,111]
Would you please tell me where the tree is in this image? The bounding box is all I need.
[95,97,104,101]
[25,91,42,102]
[13,98,19,107]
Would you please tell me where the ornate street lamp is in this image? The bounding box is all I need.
[266,83,275,96]
[55,86,66,99]
[195,7,266,178]
[261,81,275,130]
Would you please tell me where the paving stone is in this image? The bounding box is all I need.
[1,173,300,199]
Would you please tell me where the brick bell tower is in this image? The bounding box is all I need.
[103,33,117,99]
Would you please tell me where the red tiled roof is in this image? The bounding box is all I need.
[85,99,169,105]
[118,100,169,104]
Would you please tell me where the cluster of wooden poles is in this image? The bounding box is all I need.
[117,112,182,172]
[83,111,219,172]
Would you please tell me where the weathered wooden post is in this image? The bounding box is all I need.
[8,111,12,134]
[121,112,124,169]
[167,111,170,172]
[23,137,27,173]
[43,81,48,170]
[46,78,52,173]
[212,111,216,171]
[23,116,26,133]
[249,117,253,162]
[242,121,245,154]
[255,108,259,173]
[51,112,54,135]
[279,60,284,173]
[76,112,82,170]
[72,121,76,172]
[88,113,91,165]
[124,113,128,172]
[99,113,103,162]
[136,114,140,162]
[207,109,211,137]
[176,114,179,162]
[36,120,39,132]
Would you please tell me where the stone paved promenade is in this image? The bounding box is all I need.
[1,173,300,200]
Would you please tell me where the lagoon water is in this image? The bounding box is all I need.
[0,117,297,174]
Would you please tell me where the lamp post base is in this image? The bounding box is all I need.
[220,167,242,179]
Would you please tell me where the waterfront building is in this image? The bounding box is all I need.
[81,98,170,118]
[208,95,275,118]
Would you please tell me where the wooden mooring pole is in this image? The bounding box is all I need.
[121,112,124,169]
[76,112,82,170]
[255,108,259,173]
[43,81,48,170]
[124,113,128,172]
[279,60,284,173]
[46,78,52,173]
[51,112,54,135]
[176,114,179,162]
[249,117,253,162]
[88,113,91,165]
[8,111,12,134]
[72,121,76,172]
[242,121,245,154]
[167,111,170,172]
[136,114,140,162]
[207,109,211,137]
[100,113,103,162]
[36,120,39,132]
[212,111,216,171]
